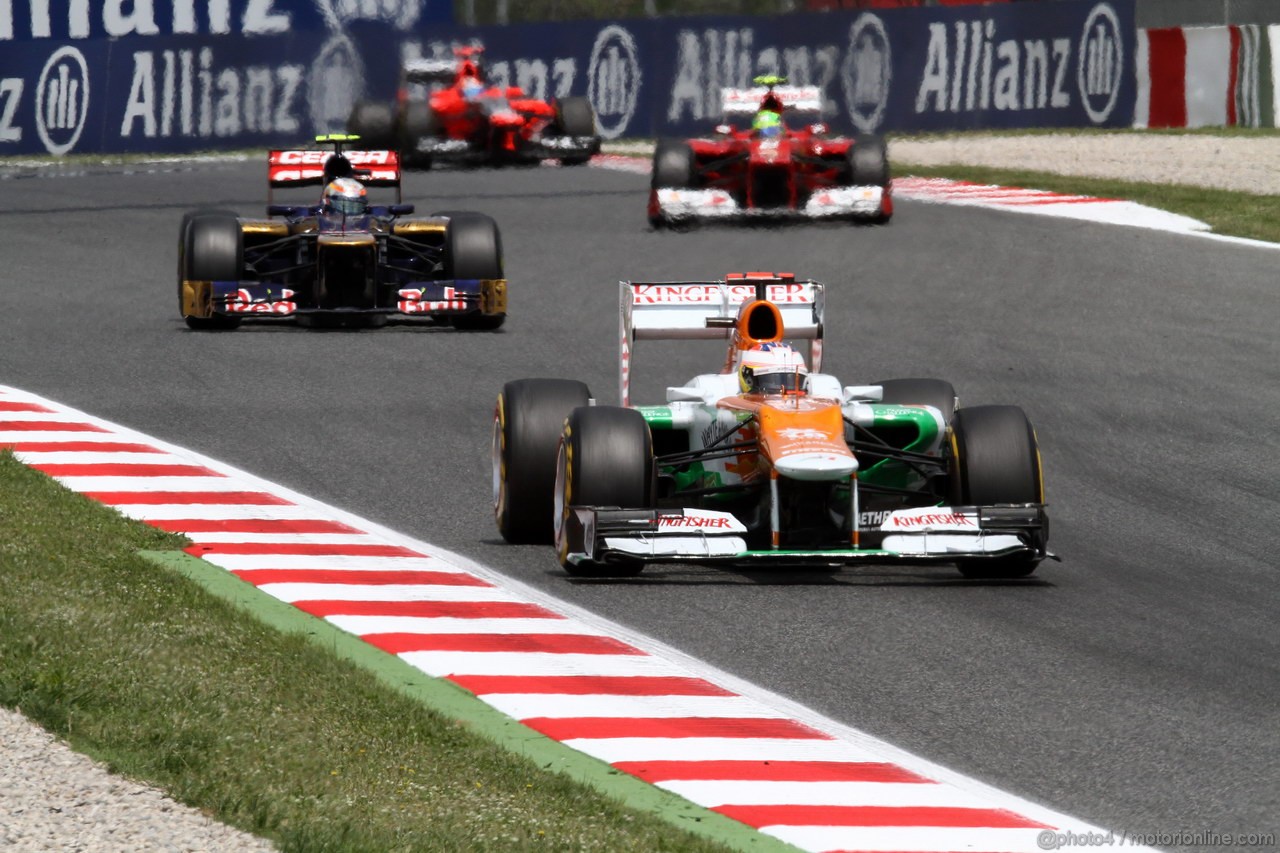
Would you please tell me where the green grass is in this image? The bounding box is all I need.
[0,450,761,852]
[891,161,1280,244]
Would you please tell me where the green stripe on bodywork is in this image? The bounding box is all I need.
[859,405,942,490]
[636,405,674,429]
[140,550,800,853]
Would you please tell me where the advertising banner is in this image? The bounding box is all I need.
[0,0,451,155]
[0,0,1132,157]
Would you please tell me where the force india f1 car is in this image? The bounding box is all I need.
[177,135,507,330]
[493,272,1051,579]
[649,77,892,227]
[348,46,601,169]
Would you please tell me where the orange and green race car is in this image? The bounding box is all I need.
[493,272,1051,579]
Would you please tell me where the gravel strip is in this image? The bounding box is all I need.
[890,132,1280,194]
[0,707,276,852]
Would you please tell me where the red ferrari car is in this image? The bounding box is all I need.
[649,77,892,227]
[348,46,601,169]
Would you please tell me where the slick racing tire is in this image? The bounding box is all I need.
[651,139,695,190]
[438,211,505,330]
[554,406,654,578]
[848,134,890,187]
[553,96,597,165]
[400,102,439,169]
[179,211,242,330]
[494,379,591,544]
[347,101,395,150]
[876,378,958,427]
[949,405,1045,579]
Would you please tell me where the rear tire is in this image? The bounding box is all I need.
[400,102,439,169]
[180,212,243,330]
[440,211,504,330]
[347,101,395,149]
[876,378,957,427]
[554,406,654,577]
[494,379,591,544]
[949,405,1044,579]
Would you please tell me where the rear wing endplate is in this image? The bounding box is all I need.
[619,277,825,406]
[721,85,822,117]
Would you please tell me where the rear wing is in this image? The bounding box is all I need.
[402,57,457,85]
[619,275,825,406]
[267,147,401,206]
[721,85,822,117]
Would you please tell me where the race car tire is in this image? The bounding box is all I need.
[949,405,1044,579]
[652,139,695,190]
[400,102,439,169]
[848,134,890,188]
[876,378,957,427]
[554,406,654,578]
[493,378,592,544]
[347,101,395,150]
[180,212,243,330]
[554,97,597,165]
[439,211,505,330]
[177,207,235,308]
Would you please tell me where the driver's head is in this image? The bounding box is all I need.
[323,177,368,216]
[753,109,783,138]
[738,342,808,394]
[461,75,484,100]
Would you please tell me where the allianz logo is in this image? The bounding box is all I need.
[914,2,1123,122]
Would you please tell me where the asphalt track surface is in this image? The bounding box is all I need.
[1,159,1277,850]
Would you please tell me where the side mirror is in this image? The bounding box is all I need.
[842,384,883,403]
[666,386,704,402]
[715,124,732,135]
[810,122,828,135]
[388,204,415,216]
[267,204,302,217]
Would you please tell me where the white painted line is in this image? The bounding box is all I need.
[398,651,685,678]
[482,693,789,721]
[326,616,584,637]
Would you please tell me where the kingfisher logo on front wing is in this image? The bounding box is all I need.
[885,509,975,530]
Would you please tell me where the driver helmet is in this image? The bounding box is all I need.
[738,342,808,394]
[461,75,485,101]
[323,177,368,216]
[753,109,783,138]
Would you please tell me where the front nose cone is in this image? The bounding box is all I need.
[773,451,858,481]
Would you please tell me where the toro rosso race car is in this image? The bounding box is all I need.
[649,76,892,227]
[177,135,507,330]
[348,46,601,169]
[494,272,1051,578]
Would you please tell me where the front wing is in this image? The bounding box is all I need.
[652,185,886,223]
[560,505,1049,568]
[181,278,507,321]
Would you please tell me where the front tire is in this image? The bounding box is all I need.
[554,406,654,578]
[949,405,1045,579]
[554,96,597,165]
[652,139,695,189]
[493,379,591,544]
[179,212,243,330]
[439,211,505,330]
